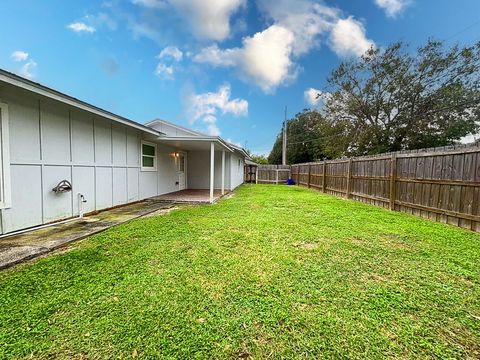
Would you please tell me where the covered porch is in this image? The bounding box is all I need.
[156,137,234,203]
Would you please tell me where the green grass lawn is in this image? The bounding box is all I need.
[1,185,479,359]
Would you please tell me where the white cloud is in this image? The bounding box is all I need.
[193,45,236,66]
[329,17,374,57]
[67,22,96,33]
[237,25,296,92]
[304,88,322,106]
[374,0,411,18]
[86,12,118,31]
[304,88,332,107]
[158,46,183,61]
[10,51,29,62]
[19,59,37,79]
[10,50,37,79]
[257,0,339,56]
[170,0,245,40]
[132,0,166,8]
[195,0,374,92]
[131,0,245,40]
[154,63,174,79]
[185,84,248,136]
[194,25,296,93]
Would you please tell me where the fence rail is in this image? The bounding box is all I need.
[291,145,480,232]
[255,165,291,184]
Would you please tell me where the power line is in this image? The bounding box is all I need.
[446,18,480,41]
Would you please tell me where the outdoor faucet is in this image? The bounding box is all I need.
[78,193,87,218]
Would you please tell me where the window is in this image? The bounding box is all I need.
[141,141,157,171]
[0,103,11,208]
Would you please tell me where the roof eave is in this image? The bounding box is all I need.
[157,135,235,152]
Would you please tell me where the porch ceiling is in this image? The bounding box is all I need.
[156,137,232,152]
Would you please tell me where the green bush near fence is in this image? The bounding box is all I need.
[0,185,479,359]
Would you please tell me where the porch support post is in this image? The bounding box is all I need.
[210,142,215,203]
[221,150,225,195]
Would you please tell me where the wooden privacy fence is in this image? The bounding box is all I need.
[244,163,257,183]
[291,145,480,232]
[255,165,291,184]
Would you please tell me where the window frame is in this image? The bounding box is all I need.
[0,103,11,209]
[140,140,157,172]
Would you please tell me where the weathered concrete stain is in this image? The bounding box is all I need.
[0,200,175,270]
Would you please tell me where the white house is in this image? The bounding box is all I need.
[0,69,249,234]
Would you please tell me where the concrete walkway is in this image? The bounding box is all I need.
[0,200,175,270]
[153,189,224,203]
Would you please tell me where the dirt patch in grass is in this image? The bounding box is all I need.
[143,206,178,218]
[379,233,414,250]
[293,241,320,250]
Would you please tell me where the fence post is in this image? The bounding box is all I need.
[307,163,311,188]
[276,169,279,184]
[322,161,327,192]
[255,167,258,184]
[346,158,353,199]
[389,153,397,210]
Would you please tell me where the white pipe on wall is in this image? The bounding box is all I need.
[210,142,214,203]
[221,150,225,195]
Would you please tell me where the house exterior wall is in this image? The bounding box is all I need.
[186,150,245,191]
[230,152,245,190]
[0,85,178,234]
[187,150,234,190]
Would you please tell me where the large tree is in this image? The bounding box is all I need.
[268,110,344,164]
[268,40,480,162]
[324,40,480,155]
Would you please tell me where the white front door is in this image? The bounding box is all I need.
[177,153,186,190]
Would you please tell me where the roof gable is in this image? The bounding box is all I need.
[146,119,206,137]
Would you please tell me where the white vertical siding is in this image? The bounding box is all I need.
[112,168,127,206]
[41,101,71,163]
[72,110,94,164]
[156,145,178,194]
[2,165,42,231]
[186,150,245,191]
[43,165,72,222]
[112,124,127,166]
[230,152,244,190]
[127,168,139,202]
[94,119,112,165]
[95,167,113,209]
[0,83,245,234]
[0,85,178,234]
[72,166,95,214]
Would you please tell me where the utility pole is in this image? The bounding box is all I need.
[282,106,287,165]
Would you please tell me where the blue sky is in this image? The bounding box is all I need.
[1,0,479,155]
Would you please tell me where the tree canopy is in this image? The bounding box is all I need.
[268,40,480,164]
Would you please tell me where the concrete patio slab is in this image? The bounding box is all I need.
[152,189,224,203]
[0,200,175,270]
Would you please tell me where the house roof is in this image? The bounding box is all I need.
[0,69,251,159]
[0,69,162,136]
[145,118,207,137]
[147,118,251,159]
